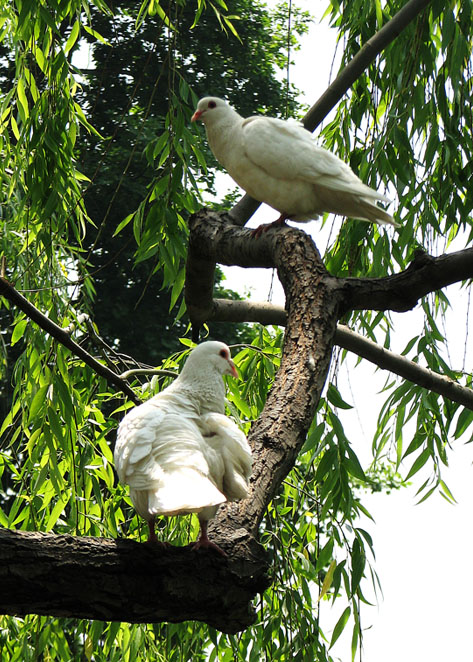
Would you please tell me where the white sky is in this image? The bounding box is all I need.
[215,2,473,660]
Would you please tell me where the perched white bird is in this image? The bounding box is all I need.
[191,96,398,234]
[114,341,251,555]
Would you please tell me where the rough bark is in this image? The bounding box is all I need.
[210,227,342,543]
[0,528,269,634]
[339,247,473,314]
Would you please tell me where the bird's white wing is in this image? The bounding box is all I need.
[115,402,226,517]
[242,117,389,202]
[200,413,252,501]
[114,401,163,485]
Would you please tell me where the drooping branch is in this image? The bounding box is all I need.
[0,277,141,405]
[229,0,433,226]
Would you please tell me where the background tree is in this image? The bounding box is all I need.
[0,0,472,661]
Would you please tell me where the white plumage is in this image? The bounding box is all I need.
[191,96,398,233]
[114,341,252,554]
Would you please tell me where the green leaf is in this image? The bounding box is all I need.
[327,384,353,409]
[350,538,365,596]
[64,21,80,54]
[83,24,110,45]
[113,212,135,236]
[11,318,27,345]
[45,492,70,532]
[318,559,337,602]
[28,385,50,422]
[345,445,366,481]
[16,77,29,121]
[330,606,351,648]
[405,447,431,480]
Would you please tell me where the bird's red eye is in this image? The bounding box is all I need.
[208,101,217,109]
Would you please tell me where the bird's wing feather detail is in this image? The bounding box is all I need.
[200,413,252,501]
[115,405,228,518]
[241,117,389,202]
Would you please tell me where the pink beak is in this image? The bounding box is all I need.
[228,360,239,379]
[191,109,203,122]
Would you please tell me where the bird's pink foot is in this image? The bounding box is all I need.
[145,518,172,548]
[191,537,227,557]
[192,521,227,556]
[250,214,288,238]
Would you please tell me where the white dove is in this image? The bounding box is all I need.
[191,96,398,235]
[114,341,252,555]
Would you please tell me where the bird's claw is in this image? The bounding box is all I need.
[191,539,228,557]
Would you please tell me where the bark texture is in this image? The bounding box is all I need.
[0,528,269,634]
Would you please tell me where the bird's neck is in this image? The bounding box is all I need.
[205,110,243,168]
[168,370,226,416]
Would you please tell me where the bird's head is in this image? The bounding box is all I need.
[182,341,238,379]
[191,97,229,124]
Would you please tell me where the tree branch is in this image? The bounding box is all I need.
[229,0,433,226]
[0,277,141,405]
[0,528,269,634]
[211,302,473,410]
[302,0,433,132]
[335,324,473,410]
[338,248,473,314]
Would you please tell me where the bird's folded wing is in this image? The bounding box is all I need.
[242,117,390,203]
[200,413,252,501]
[114,403,165,483]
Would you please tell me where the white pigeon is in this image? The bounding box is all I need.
[114,341,252,555]
[191,96,398,234]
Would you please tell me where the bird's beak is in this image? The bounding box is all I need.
[191,109,203,122]
[227,360,239,379]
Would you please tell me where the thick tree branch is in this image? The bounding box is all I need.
[186,212,473,318]
[210,226,342,541]
[229,0,433,226]
[0,528,269,634]
[338,248,473,314]
[0,277,141,405]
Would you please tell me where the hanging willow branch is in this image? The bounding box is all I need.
[0,277,141,405]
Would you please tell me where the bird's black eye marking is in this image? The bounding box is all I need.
[208,100,217,109]
[219,349,228,358]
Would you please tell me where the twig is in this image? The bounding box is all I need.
[0,277,141,405]
[118,368,177,380]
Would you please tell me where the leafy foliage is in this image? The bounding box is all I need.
[0,0,472,660]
